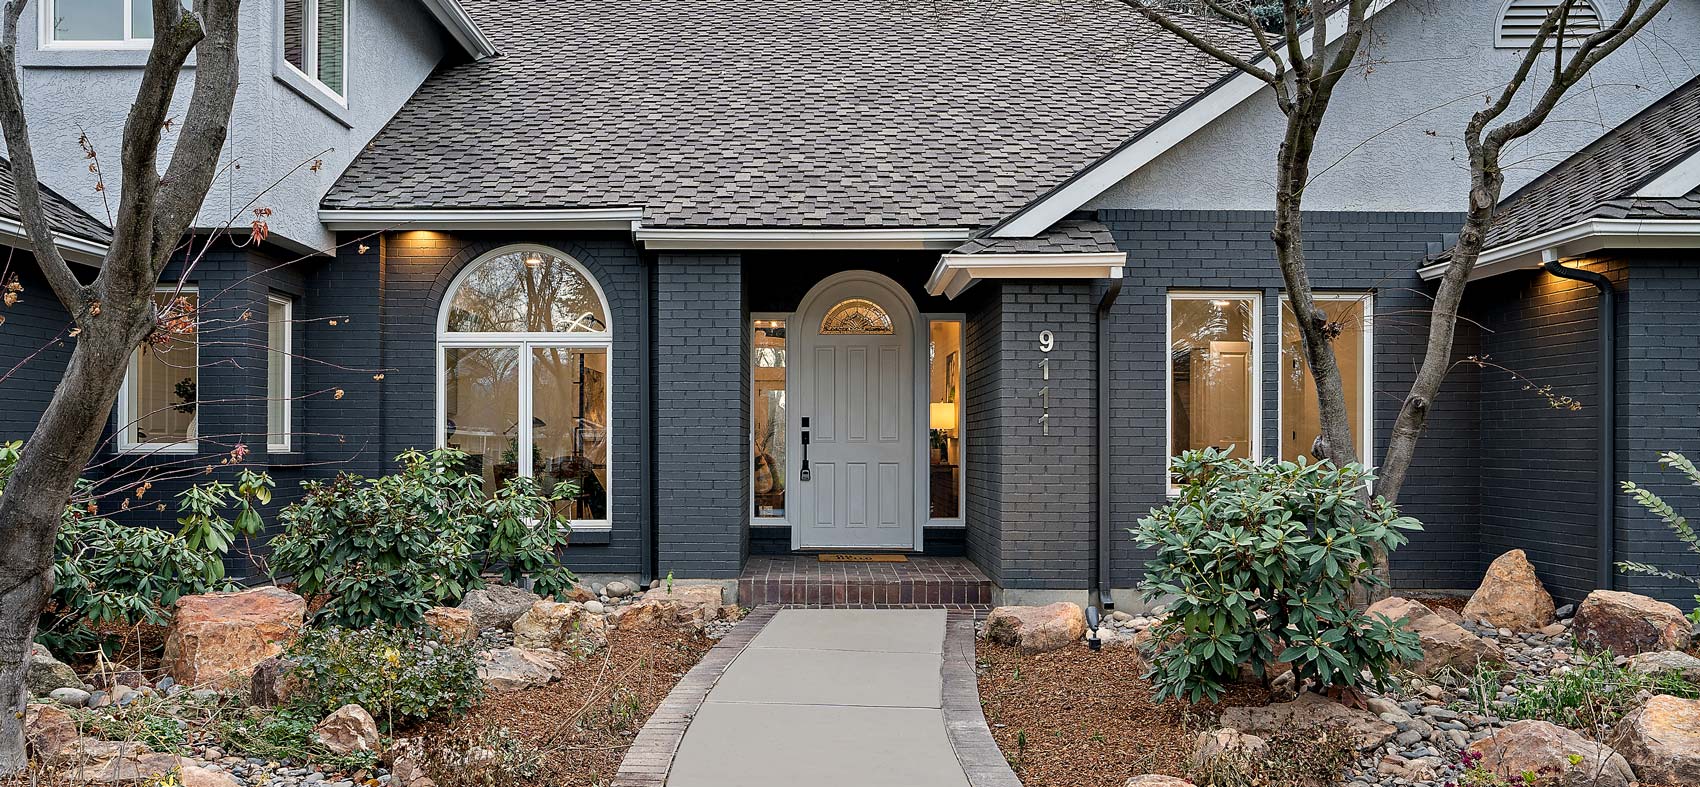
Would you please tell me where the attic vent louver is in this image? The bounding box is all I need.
[1497,0,1604,47]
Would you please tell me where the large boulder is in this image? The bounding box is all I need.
[512,600,608,650]
[1219,691,1396,752]
[1572,590,1692,656]
[475,647,560,692]
[458,585,541,631]
[316,704,381,756]
[1468,719,1634,787]
[162,587,306,690]
[1367,596,1504,676]
[1627,650,1700,683]
[27,643,81,696]
[1463,549,1556,632]
[984,603,1087,654]
[615,584,726,632]
[1609,694,1700,786]
[422,606,477,645]
[25,703,79,763]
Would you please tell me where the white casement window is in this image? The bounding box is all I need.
[1166,292,1260,486]
[282,0,348,100]
[266,295,293,453]
[751,314,789,522]
[118,287,199,453]
[926,315,965,524]
[40,0,188,48]
[438,245,612,531]
[1278,294,1374,465]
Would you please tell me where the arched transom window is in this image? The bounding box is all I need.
[439,245,611,528]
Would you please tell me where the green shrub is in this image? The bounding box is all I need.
[1134,448,1424,703]
[1503,650,1699,729]
[269,447,577,628]
[285,625,484,732]
[416,725,543,787]
[1618,451,1700,623]
[216,704,379,771]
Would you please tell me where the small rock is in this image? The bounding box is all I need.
[458,584,542,631]
[422,606,477,644]
[476,647,560,691]
[316,704,381,756]
[1626,650,1700,683]
[49,687,91,707]
[583,600,606,614]
[606,581,634,598]
[26,644,81,697]
[1463,550,1556,632]
[984,603,1088,654]
[1125,777,1190,787]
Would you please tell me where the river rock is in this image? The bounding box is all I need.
[1219,691,1396,751]
[458,584,542,631]
[1609,694,1699,786]
[1468,719,1634,787]
[1367,596,1504,676]
[1463,549,1555,632]
[26,643,81,697]
[1572,589,1692,656]
[985,602,1087,654]
[162,586,306,690]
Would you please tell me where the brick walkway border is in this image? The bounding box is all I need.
[942,610,1023,787]
[609,605,780,787]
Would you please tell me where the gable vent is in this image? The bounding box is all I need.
[1497,0,1604,47]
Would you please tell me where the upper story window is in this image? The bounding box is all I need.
[1497,0,1603,47]
[42,0,188,48]
[283,0,348,100]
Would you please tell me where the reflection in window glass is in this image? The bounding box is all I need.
[282,0,347,98]
[929,320,962,519]
[1169,296,1257,468]
[446,249,607,333]
[125,290,198,447]
[532,347,609,521]
[1281,297,1369,462]
[443,347,521,495]
[51,0,124,41]
[267,297,292,451]
[752,320,787,518]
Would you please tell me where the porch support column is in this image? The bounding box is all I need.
[654,253,749,578]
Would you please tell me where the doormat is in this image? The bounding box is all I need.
[817,554,909,563]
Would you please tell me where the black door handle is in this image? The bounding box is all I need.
[799,416,811,481]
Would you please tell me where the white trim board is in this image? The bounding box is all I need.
[636,226,974,250]
[1632,147,1700,199]
[1421,218,1700,281]
[926,252,1128,299]
[414,0,498,60]
[320,208,645,232]
[0,216,108,265]
[987,0,1400,239]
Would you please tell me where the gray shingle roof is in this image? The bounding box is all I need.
[0,157,111,245]
[1486,75,1700,249]
[324,0,1251,229]
[954,218,1121,255]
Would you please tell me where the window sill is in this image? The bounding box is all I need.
[116,443,198,455]
[273,68,353,128]
[23,46,194,69]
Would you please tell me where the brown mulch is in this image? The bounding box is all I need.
[419,625,714,787]
[1411,594,1468,615]
[976,639,1272,787]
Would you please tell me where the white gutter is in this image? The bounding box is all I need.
[1418,218,1700,281]
[927,252,1128,299]
[634,226,974,250]
[0,216,108,265]
[415,0,498,60]
[319,208,645,232]
[989,0,1400,239]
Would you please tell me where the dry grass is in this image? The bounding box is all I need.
[976,639,1272,787]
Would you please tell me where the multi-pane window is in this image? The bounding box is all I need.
[120,289,198,452]
[43,0,187,46]
[928,319,963,520]
[266,295,293,452]
[1167,293,1259,481]
[283,0,348,99]
[1279,295,1372,463]
[752,318,787,519]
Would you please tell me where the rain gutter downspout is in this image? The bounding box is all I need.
[1541,251,1615,591]
[638,253,656,587]
[1096,276,1123,610]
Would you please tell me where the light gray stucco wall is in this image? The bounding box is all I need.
[1087,0,1700,213]
[14,0,449,251]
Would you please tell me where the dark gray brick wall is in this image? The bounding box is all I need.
[0,252,77,444]
[1097,210,1482,591]
[964,285,1006,584]
[654,253,747,578]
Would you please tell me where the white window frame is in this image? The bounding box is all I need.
[117,285,199,454]
[1276,293,1374,466]
[1164,291,1262,491]
[435,244,613,533]
[281,0,350,104]
[750,312,791,527]
[925,313,967,528]
[39,0,157,49]
[266,294,294,454]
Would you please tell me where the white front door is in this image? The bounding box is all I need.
[791,275,917,549]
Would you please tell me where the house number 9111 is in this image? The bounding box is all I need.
[1037,331,1053,435]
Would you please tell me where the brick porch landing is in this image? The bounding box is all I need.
[737,555,993,607]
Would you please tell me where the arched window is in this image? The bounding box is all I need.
[439,245,611,528]
[820,298,895,335]
[1497,0,1603,47]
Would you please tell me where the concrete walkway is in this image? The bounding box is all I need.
[666,608,973,787]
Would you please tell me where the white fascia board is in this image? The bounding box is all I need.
[1418,218,1700,281]
[1632,147,1700,198]
[635,227,975,250]
[319,208,646,232]
[926,252,1129,299]
[0,216,108,265]
[990,0,1399,239]
[415,0,499,60]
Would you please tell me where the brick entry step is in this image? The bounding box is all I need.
[736,555,993,607]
